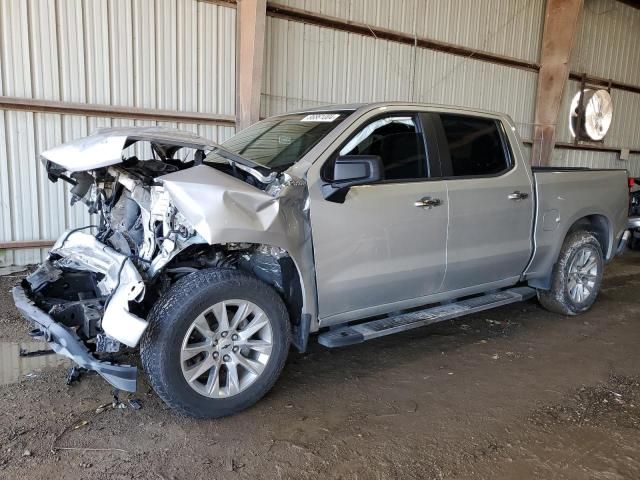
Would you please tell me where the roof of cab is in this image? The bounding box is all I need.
[274,101,509,120]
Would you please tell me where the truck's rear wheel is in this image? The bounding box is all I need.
[141,269,291,418]
[537,231,604,315]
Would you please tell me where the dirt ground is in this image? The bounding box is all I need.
[1,254,640,480]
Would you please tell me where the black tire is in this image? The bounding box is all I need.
[141,269,291,418]
[537,230,604,316]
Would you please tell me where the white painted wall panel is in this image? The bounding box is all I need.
[3,111,39,266]
[57,0,87,103]
[0,114,11,263]
[29,0,61,100]
[1,1,32,99]
[109,0,135,106]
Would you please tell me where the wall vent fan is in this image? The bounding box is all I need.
[569,88,613,142]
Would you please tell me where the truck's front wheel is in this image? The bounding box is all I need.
[537,231,604,315]
[141,269,291,418]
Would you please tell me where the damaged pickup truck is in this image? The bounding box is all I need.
[13,103,629,418]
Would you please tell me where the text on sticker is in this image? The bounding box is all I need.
[301,114,341,122]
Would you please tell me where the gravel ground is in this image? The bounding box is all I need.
[1,253,640,479]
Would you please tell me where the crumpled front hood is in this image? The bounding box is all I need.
[40,127,218,172]
[159,165,281,245]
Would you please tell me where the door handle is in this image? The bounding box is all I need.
[508,191,529,201]
[414,197,442,209]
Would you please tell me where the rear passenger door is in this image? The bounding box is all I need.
[434,113,534,292]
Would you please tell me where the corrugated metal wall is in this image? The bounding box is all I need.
[0,0,236,266]
[271,0,545,63]
[552,149,640,176]
[551,0,640,171]
[261,18,417,115]
[571,0,640,86]
[262,15,538,139]
[556,79,640,147]
[263,0,639,173]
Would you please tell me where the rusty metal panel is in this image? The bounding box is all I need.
[273,0,545,63]
[571,0,640,87]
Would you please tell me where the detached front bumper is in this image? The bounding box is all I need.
[12,285,137,392]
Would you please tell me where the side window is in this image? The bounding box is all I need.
[439,114,509,177]
[325,115,427,181]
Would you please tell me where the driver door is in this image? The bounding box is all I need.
[306,112,448,323]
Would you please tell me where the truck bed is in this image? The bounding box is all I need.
[524,168,629,285]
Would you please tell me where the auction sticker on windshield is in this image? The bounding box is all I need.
[301,114,341,122]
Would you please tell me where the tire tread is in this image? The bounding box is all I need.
[537,230,603,316]
[141,269,290,418]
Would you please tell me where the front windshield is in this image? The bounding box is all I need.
[209,111,350,170]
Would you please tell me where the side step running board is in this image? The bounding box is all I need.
[318,287,536,348]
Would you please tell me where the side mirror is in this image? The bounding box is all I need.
[322,155,384,202]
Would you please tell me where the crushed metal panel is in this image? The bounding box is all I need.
[160,165,287,245]
[40,127,218,172]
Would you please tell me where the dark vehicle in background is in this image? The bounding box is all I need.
[628,177,640,250]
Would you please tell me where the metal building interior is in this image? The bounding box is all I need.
[0,0,639,478]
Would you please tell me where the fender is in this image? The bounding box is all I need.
[159,165,319,332]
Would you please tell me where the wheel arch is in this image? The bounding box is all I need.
[527,213,611,290]
[162,241,313,352]
[565,214,612,259]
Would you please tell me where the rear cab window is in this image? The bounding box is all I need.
[437,114,512,178]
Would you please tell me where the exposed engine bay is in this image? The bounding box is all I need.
[18,128,309,390]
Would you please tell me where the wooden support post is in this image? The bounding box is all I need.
[236,0,267,130]
[532,0,583,166]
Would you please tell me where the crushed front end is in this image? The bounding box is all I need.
[13,126,314,397]
[14,230,147,391]
[13,128,236,392]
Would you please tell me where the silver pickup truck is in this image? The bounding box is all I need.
[13,102,629,418]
